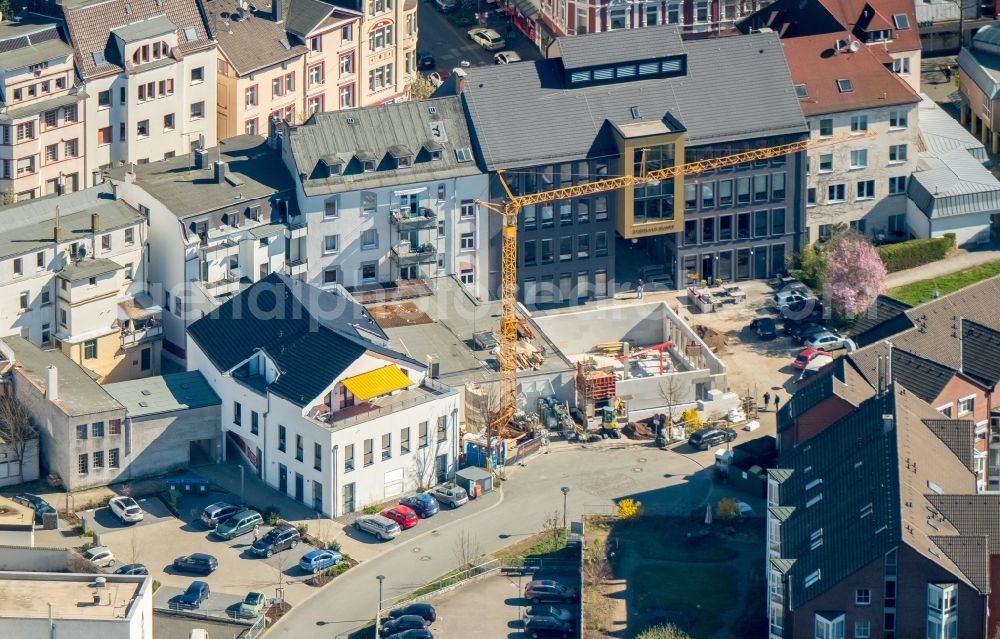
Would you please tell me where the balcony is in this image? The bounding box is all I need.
[391,207,437,230]
[199,237,240,258]
[285,259,307,277]
[118,294,164,348]
[287,218,307,239]
[390,242,437,265]
[121,324,163,348]
[202,272,240,296]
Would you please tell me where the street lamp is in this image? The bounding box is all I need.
[561,486,570,529]
[375,574,386,636]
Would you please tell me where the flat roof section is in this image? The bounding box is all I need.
[0,573,144,620]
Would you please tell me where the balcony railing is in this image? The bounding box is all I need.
[390,242,437,264]
[121,324,163,348]
[202,272,240,296]
[199,237,240,257]
[284,259,307,277]
[391,207,437,230]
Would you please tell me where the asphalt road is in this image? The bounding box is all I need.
[267,444,712,637]
[416,0,540,73]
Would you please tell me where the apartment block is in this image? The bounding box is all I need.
[0,17,85,201]
[211,0,363,139]
[277,96,489,298]
[60,0,218,184]
[187,273,459,516]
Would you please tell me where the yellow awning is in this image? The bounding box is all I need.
[342,365,412,401]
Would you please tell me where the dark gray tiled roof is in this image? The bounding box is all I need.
[286,0,348,37]
[460,29,807,170]
[930,535,990,594]
[847,295,912,345]
[209,0,308,76]
[557,23,684,70]
[930,493,1000,550]
[922,419,976,473]
[960,319,1000,387]
[889,348,955,403]
[187,273,402,407]
[777,357,873,434]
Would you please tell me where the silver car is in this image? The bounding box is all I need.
[804,331,852,352]
[430,482,469,508]
[353,514,401,541]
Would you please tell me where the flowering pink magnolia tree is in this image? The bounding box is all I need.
[821,235,887,318]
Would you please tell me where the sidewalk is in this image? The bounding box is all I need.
[884,248,1000,289]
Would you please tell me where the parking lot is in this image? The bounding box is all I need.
[416,0,540,74]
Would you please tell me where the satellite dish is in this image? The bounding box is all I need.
[849,40,861,52]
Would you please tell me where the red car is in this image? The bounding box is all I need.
[793,348,825,371]
[381,505,419,530]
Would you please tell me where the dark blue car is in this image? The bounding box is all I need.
[177,581,211,609]
[400,493,440,518]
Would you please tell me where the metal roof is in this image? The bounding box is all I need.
[958,45,1000,100]
[908,148,1000,219]
[916,94,988,163]
[103,371,221,418]
[557,23,684,70]
[0,22,73,73]
[460,29,807,171]
[112,14,176,43]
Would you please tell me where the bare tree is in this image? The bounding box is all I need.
[0,393,37,484]
[452,528,482,570]
[466,383,506,471]
[411,448,436,491]
[658,374,685,436]
[126,529,141,566]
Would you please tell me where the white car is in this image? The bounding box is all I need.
[803,331,853,352]
[494,50,522,65]
[83,546,116,568]
[108,496,144,524]
[467,27,506,51]
[773,290,814,310]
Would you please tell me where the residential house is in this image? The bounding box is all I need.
[454,26,807,301]
[739,0,921,94]
[0,186,154,384]
[210,0,363,138]
[107,135,297,363]
[0,17,86,201]
[0,336,219,489]
[186,273,460,516]
[767,384,994,639]
[958,26,1000,155]
[60,0,218,184]
[780,33,920,243]
[276,96,489,298]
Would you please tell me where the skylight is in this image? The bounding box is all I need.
[92,51,106,66]
[184,27,197,42]
[630,106,641,119]
[892,13,909,29]
[455,148,473,163]
[428,106,438,115]
[794,84,808,98]
[836,78,853,93]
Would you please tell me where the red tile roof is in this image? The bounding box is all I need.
[781,32,920,116]
[820,0,920,53]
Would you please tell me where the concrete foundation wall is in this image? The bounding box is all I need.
[118,405,222,482]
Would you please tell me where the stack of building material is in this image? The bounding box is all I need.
[592,342,626,356]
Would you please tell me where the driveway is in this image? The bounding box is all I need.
[78,496,173,539]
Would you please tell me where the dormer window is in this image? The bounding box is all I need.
[430,150,442,161]
[132,45,150,65]
[397,156,412,168]
[320,155,342,177]
[388,145,412,169]
[867,29,890,43]
[363,159,376,172]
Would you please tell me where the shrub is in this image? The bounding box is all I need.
[327,540,342,551]
[83,495,112,511]
[680,408,703,434]
[617,498,643,520]
[80,541,97,552]
[152,580,161,592]
[362,504,380,515]
[296,523,309,536]
[637,624,692,639]
[263,506,281,526]
[715,497,742,521]
[877,235,955,273]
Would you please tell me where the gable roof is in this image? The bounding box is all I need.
[0,19,73,73]
[776,356,874,434]
[286,0,355,37]
[210,0,306,76]
[63,0,213,80]
[187,273,405,406]
[958,25,1000,99]
[459,27,807,171]
[847,295,912,346]
[922,419,976,473]
[887,347,956,403]
[960,318,1000,387]
[557,23,684,69]
[930,535,991,593]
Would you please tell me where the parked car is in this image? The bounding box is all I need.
[524,580,578,603]
[382,631,433,639]
[417,50,435,70]
[799,354,835,381]
[299,549,342,574]
[380,614,430,637]
[200,502,240,528]
[429,70,451,87]
[237,591,265,618]
[784,320,826,342]
[387,603,437,623]
[83,546,116,568]
[781,300,825,325]
[467,27,506,51]
[524,615,574,637]
[773,289,814,311]
[353,514,401,541]
[13,493,55,522]
[251,523,301,558]
[429,482,468,508]
[172,553,218,575]
[381,505,419,530]
[793,348,827,371]
[749,317,778,341]
[523,604,572,623]
[804,331,853,352]
[108,496,144,524]
[434,0,457,11]
[213,509,263,540]
[687,427,737,451]
[400,494,440,518]
[177,581,211,609]
[114,563,148,576]
[494,50,522,64]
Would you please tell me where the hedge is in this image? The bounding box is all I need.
[877,234,955,273]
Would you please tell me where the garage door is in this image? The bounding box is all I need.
[384,469,404,498]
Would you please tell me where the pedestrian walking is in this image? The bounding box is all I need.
[637,279,645,299]
[253,524,260,542]
[774,394,781,412]
[762,391,771,410]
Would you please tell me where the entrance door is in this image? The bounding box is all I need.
[342,482,355,514]
[435,454,448,483]
[753,248,768,279]
[399,193,418,215]
[313,481,323,513]
[278,464,288,494]
[400,265,418,279]
[294,472,304,502]
[701,254,714,284]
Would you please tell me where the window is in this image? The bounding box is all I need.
[93,451,104,469]
[368,24,394,51]
[804,570,822,589]
[436,415,448,440]
[560,202,573,225]
[101,234,111,252]
[339,84,355,108]
[364,438,374,466]
[308,95,323,114]
[959,395,975,415]
[702,218,715,243]
[245,118,258,136]
[362,191,377,214]
[595,232,608,256]
[309,63,324,86]
[45,143,58,163]
[400,427,411,454]
[892,57,910,75]
[13,258,22,277]
[295,434,303,461]
[828,184,846,203]
[889,144,908,163]
[16,157,35,176]
[92,421,104,438]
[310,35,323,51]
[314,442,322,471]
[718,180,733,206]
[323,234,340,254]
[76,424,88,440]
[889,175,907,194]
[857,180,875,200]
[191,66,204,83]
[806,493,823,507]
[109,448,120,468]
[837,78,853,93]
[850,115,868,133]
[807,187,816,207]
[856,588,871,606]
[277,426,288,451]
[541,205,554,228]
[560,236,573,261]
[850,149,868,169]
[460,232,475,250]
[753,175,768,202]
[323,268,339,284]
[736,177,750,205]
[771,208,786,235]
[233,401,242,426]
[381,433,392,460]
[810,527,823,550]
[190,101,204,119]
[84,339,97,359]
[460,268,474,285]
[523,241,537,266]
[460,200,476,219]
[78,453,88,475]
[98,126,112,145]
[595,196,608,220]
[248,410,258,435]
[771,173,785,200]
[754,210,769,237]
[99,90,111,107]
[361,262,377,282]
[109,419,122,435]
[361,229,378,250]
[343,23,353,40]
[368,63,394,92]
[701,182,715,209]
[272,77,283,97]
[541,239,553,264]
[245,84,258,107]
[344,444,355,471]
[819,118,833,137]
[927,583,958,639]
[340,52,355,75]
[419,421,429,447]
[889,110,908,129]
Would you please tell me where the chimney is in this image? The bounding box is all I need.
[45,365,58,401]
[273,0,282,23]
[53,224,62,242]
[91,212,100,232]
[194,147,209,170]
[213,160,226,184]
[427,355,440,380]
[453,67,467,93]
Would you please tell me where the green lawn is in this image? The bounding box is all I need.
[632,564,735,638]
[612,518,739,563]
[494,528,570,566]
[888,260,1000,306]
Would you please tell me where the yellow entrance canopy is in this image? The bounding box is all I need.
[342,365,412,401]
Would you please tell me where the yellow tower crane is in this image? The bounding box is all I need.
[476,132,873,438]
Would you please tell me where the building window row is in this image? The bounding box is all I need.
[78,448,121,474]
[683,208,786,247]
[343,418,447,472]
[10,75,68,103]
